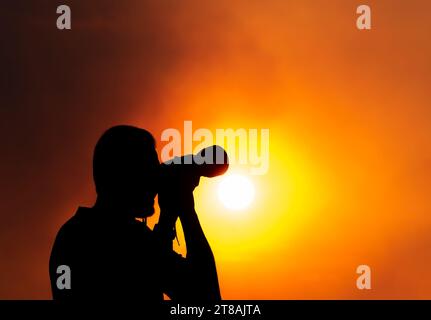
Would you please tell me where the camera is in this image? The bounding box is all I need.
[160,145,229,189]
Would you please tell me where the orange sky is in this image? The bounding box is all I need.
[1,0,431,299]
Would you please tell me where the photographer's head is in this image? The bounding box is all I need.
[93,125,159,219]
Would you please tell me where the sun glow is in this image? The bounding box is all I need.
[217,174,256,210]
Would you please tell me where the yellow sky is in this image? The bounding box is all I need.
[138,0,431,299]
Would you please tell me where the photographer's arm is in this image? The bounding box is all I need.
[178,193,221,300]
[156,190,221,301]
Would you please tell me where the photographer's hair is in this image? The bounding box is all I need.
[92,125,157,196]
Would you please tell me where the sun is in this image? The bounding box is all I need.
[217,174,255,210]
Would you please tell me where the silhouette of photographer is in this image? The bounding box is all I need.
[49,125,221,301]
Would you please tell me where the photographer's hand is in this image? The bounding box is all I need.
[158,169,199,215]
